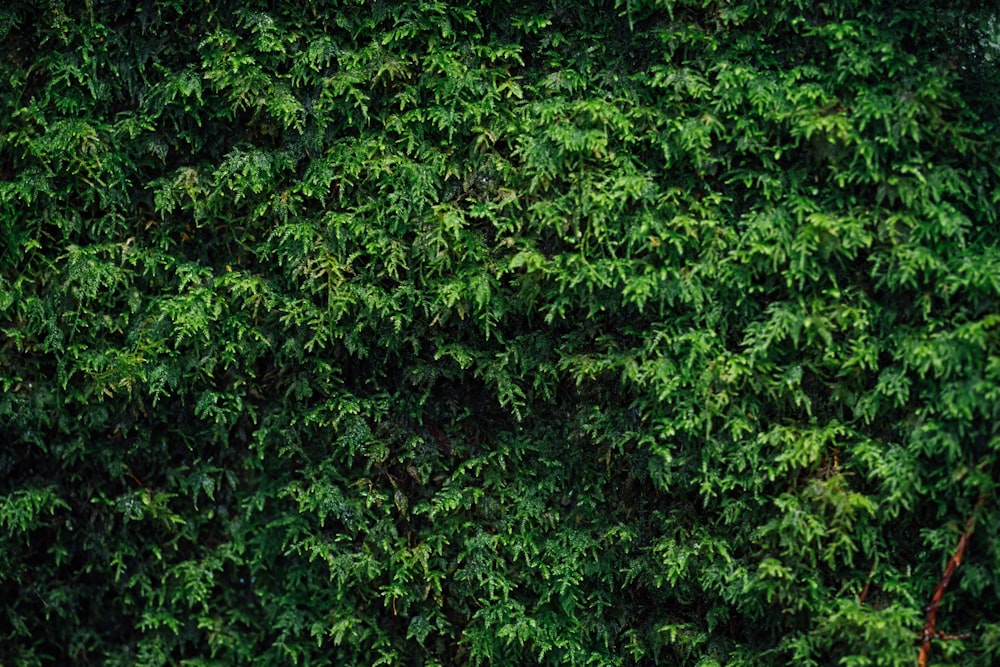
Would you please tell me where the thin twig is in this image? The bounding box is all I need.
[917,495,984,667]
[423,416,452,456]
[858,556,878,605]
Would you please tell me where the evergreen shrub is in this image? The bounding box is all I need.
[1,1,999,664]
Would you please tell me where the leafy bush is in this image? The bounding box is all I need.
[2,1,998,665]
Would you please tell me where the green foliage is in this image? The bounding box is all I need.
[2,0,999,664]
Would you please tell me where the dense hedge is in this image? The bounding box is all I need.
[2,1,999,664]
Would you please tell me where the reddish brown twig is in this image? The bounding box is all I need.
[917,496,984,667]
[858,557,878,605]
[423,416,452,456]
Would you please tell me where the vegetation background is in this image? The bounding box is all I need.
[2,0,999,664]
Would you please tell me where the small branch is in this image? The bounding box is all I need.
[917,495,984,667]
[858,556,878,605]
[423,416,452,456]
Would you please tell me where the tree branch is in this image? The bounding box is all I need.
[917,495,985,667]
